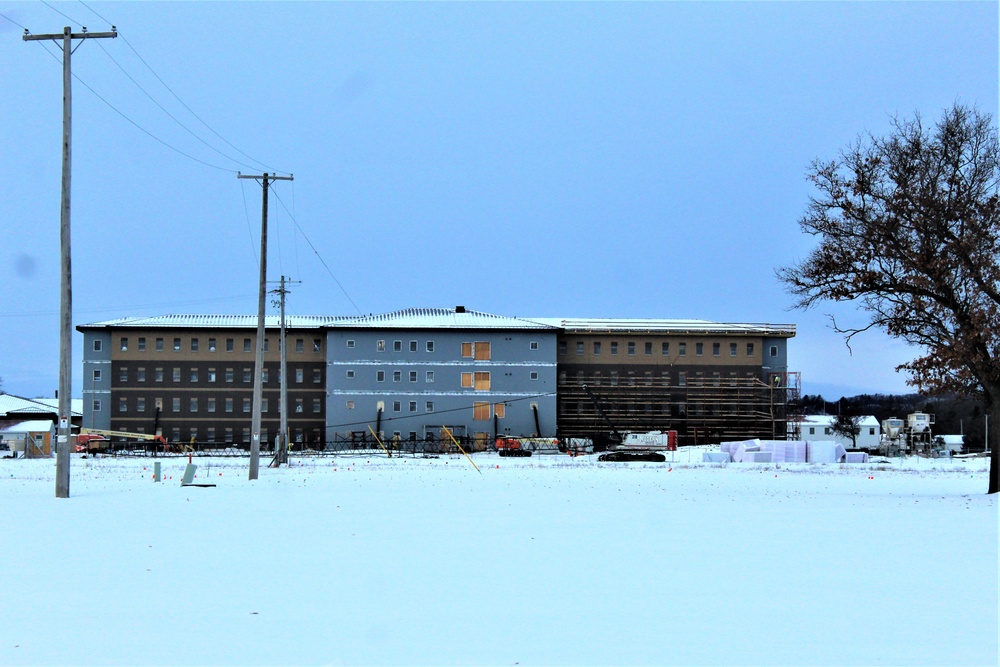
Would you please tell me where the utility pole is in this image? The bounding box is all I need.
[270,275,300,468]
[237,172,293,480]
[23,26,117,499]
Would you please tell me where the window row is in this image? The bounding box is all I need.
[561,339,763,358]
[340,400,506,421]
[115,425,322,445]
[109,367,322,384]
[355,340,541,354]
[101,336,323,354]
[346,369,540,386]
[116,396,323,414]
[558,370,760,387]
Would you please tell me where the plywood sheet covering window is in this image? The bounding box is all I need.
[473,401,491,421]
[462,342,473,358]
[461,372,473,388]
[494,403,506,419]
[474,342,491,360]
[474,371,491,391]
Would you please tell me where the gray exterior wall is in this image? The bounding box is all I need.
[81,330,112,430]
[326,328,558,444]
[761,337,789,379]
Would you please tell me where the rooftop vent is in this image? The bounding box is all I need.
[455,306,466,313]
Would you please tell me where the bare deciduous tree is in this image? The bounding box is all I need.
[778,104,1000,494]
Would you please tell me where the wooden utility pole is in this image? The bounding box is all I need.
[23,26,117,499]
[237,172,293,480]
[270,275,300,468]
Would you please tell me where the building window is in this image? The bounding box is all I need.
[645,342,653,355]
[426,371,435,383]
[243,398,251,413]
[208,368,217,383]
[311,369,321,383]
[243,369,252,383]
[244,338,252,353]
[206,428,216,443]
[346,400,355,410]
[473,401,491,421]
[628,342,636,356]
[393,370,402,382]
[662,342,669,355]
[156,337,164,352]
[207,398,216,413]
[494,403,506,419]
[730,343,738,356]
[593,341,601,355]
[530,341,539,350]
[154,368,164,383]
[119,337,128,352]
[242,428,249,443]
[262,398,269,412]
[346,370,355,379]
[576,341,584,355]
[172,368,180,382]
[462,372,473,388]
[313,398,321,414]
[137,367,146,382]
[296,338,304,353]
[679,342,687,356]
[189,397,198,413]
[425,401,435,413]
[409,371,418,382]
[712,343,721,356]
[119,398,127,412]
[138,337,146,352]
[559,341,567,354]
[393,401,401,413]
[770,346,778,357]
[678,371,687,387]
[747,343,755,356]
[611,342,618,355]
[295,368,304,383]
[376,370,385,382]
[263,339,269,352]
[426,341,434,352]
[190,368,199,382]
[93,339,102,352]
[93,369,102,383]
[696,343,704,356]
[93,399,102,412]
[225,398,233,413]
[393,340,402,352]
[174,338,182,351]
[409,340,418,352]
[313,338,322,353]
[474,372,491,391]
[530,371,539,380]
[119,367,128,382]
[377,340,386,352]
[226,338,234,352]
[346,340,355,349]
[409,401,417,413]
[137,397,146,412]
[172,397,180,413]
[207,338,216,352]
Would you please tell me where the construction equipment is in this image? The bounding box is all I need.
[582,385,669,462]
[77,428,169,454]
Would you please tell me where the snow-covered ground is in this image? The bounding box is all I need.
[2,450,996,666]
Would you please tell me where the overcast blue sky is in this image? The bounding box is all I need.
[1,1,997,400]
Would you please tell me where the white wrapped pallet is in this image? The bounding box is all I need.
[807,441,848,463]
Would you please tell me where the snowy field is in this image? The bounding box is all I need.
[1,450,996,667]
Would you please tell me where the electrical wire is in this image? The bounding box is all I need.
[0,10,28,30]
[92,38,267,173]
[78,0,287,176]
[40,0,83,26]
[270,188,365,316]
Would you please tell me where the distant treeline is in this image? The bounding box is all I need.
[798,393,988,449]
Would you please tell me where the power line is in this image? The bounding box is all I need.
[39,0,83,26]
[92,38,266,173]
[77,0,287,176]
[0,10,28,30]
[270,189,365,316]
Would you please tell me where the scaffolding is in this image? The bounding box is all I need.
[556,372,801,447]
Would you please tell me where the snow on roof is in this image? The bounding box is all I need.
[525,318,796,336]
[0,419,56,434]
[0,393,82,417]
[800,414,880,428]
[328,308,559,330]
[77,314,339,330]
